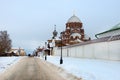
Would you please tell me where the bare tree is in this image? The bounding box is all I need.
[0,31,12,54]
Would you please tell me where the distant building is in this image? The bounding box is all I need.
[61,14,91,45]
[95,23,120,38]
[10,48,26,56]
[35,47,45,56]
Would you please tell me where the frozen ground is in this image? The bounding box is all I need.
[0,57,21,74]
[45,56,120,80]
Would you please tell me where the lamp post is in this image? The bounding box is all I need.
[18,47,21,56]
[45,42,47,60]
[60,32,63,64]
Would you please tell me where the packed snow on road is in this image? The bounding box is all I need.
[0,57,21,73]
[45,56,120,80]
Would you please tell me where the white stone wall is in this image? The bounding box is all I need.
[53,40,120,61]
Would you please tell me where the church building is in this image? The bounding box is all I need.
[61,14,91,45]
[47,14,91,48]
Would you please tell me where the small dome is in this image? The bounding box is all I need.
[53,29,58,37]
[67,15,81,23]
[70,33,81,38]
[84,34,90,40]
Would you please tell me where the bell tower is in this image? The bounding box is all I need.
[52,25,58,39]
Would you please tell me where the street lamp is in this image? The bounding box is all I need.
[60,32,63,64]
[18,47,21,56]
[45,42,47,60]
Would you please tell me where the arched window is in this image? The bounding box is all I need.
[70,36,73,40]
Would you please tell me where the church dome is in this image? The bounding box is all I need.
[67,15,81,23]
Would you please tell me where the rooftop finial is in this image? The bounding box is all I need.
[54,25,56,30]
[73,10,76,16]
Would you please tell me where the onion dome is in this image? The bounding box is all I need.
[67,14,81,23]
[53,26,58,38]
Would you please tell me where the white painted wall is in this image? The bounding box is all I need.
[84,44,94,58]
[53,40,120,61]
[109,40,120,60]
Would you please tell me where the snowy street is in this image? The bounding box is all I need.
[0,57,21,73]
[0,57,78,80]
[46,56,120,80]
[0,56,120,80]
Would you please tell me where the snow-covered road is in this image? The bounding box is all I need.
[1,56,120,80]
[0,57,21,74]
[46,56,120,80]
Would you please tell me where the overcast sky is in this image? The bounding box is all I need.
[0,0,120,52]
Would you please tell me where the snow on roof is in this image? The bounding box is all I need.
[96,23,120,36]
[67,14,81,23]
[109,23,120,30]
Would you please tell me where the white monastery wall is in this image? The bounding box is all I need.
[53,40,120,60]
[94,42,109,59]
[109,40,120,60]
[83,44,94,58]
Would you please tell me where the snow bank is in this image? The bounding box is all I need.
[0,57,21,74]
[46,56,120,80]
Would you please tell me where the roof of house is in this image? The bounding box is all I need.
[96,23,120,36]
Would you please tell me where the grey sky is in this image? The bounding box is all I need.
[0,0,120,51]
